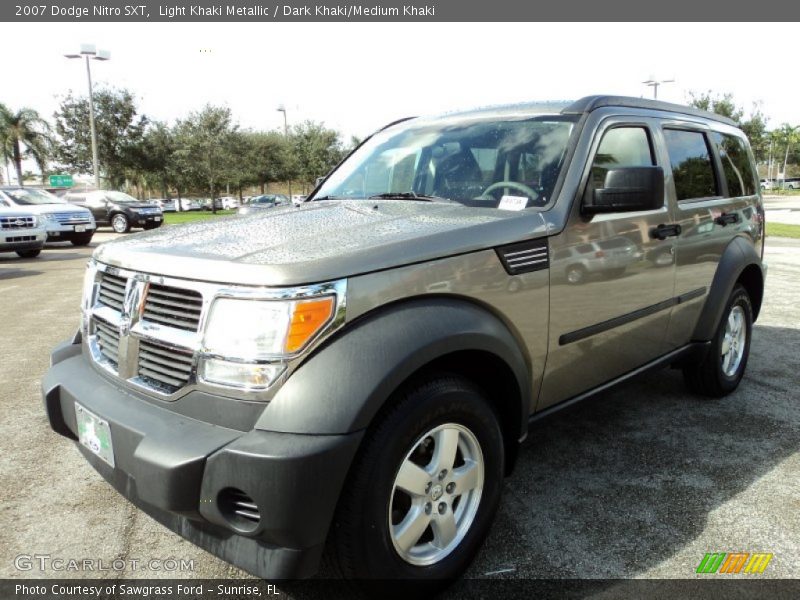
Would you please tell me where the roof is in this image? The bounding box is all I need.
[563,95,738,127]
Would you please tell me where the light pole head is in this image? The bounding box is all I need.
[94,49,111,61]
[80,43,97,56]
[276,103,286,113]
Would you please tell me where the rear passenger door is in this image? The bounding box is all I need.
[657,125,761,347]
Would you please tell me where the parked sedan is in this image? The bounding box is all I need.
[237,194,290,215]
[64,190,163,233]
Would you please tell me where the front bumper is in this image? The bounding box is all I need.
[132,214,163,227]
[46,223,95,240]
[42,339,363,579]
[0,230,45,251]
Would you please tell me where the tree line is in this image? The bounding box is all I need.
[0,87,353,201]
[1,89,798,195]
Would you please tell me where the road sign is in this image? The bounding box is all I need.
[49,174,74,187]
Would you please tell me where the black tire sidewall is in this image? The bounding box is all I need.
[348,377,504,582]
[712,285,753,392]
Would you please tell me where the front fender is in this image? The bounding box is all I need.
[255,298,531,436]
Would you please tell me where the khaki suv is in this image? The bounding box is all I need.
[43,96,765,594]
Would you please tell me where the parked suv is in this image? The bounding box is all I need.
[43,96,765,594]
[0,186,96,245]
[63,190,163,233]
[0,208,46,257]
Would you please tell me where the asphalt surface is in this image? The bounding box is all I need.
[0,230,798,590]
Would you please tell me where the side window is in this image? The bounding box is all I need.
[590,126,654,188]
[712,132,757,197]
[663,129,718,201]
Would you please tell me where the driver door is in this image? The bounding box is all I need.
[539,119,678,409]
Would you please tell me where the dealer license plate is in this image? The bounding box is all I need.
[154,217,162,222]
[75,403,115,467]
[74,225,86,232]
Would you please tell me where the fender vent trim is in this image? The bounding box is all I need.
[496,239,549,275]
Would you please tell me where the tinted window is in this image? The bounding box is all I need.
[663,129,718,201]
[712,133,757,197]
[591,127,654,188]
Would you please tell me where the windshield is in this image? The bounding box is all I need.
[2,188,66,206]
[105,191,142,204]
[253,196,278,204]
[313,114,576,208]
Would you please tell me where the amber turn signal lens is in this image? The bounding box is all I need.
[285,297,335,352]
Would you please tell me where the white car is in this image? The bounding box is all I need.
[291,194,308,205]
[218,196,239,210]
[0,186,96,246]
[0,207,47,258]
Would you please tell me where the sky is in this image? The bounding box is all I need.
[2,22,799,146]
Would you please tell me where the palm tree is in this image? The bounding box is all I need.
[0,103,51,186]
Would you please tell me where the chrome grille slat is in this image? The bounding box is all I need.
[142,283,203,332]
[137,340,194,391]
[94,320,120,366]
[0,216,36,229]
[97,273,128,312]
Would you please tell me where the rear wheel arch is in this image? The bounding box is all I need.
[692,236,764,341]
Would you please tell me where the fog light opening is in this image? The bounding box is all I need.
[218,487,261,532]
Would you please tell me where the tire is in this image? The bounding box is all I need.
[70,233,94,246]
[111,213,131,234]
[327,374,504,595]
[16,249,41,258]
[683,284,753,397]
[566,264,587,285]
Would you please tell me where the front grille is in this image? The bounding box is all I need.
[98,272,128,312]
[0,215,35,230]
[143,283,203,332]
[137,339,194,392]
[53,212,91,224]
[94,319,120,368]
[5,235,36,242]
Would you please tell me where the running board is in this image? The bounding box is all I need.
[528,341,711,426]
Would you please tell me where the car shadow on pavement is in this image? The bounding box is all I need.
[0,267,43,280]
[456,322,798,586]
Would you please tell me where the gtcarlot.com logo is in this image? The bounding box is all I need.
[14,554,195,572]
[696,552,773,574]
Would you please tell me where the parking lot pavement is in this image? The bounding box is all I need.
[0,234,798,587]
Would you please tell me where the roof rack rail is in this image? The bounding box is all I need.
[562,95,737,127]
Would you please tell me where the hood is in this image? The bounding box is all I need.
[14,203,92,216]
[94,200,548,286]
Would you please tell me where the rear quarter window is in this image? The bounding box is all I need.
[663,129,718,201]
[712,132,758,197]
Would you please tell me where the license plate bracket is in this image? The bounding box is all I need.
[75,403,115,467]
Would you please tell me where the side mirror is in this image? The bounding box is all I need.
[582,166,664,214]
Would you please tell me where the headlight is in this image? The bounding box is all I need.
[40,212,58,224]
[200,296,336,389]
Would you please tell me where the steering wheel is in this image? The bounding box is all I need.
[477,181,539,202]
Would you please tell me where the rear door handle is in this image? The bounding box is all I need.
[651,223,682,240]
[715,212,740,226]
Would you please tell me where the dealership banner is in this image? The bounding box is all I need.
[3,0,799,21]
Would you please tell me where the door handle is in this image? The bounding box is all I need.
[715,212,740,226]
[651,223,682,240]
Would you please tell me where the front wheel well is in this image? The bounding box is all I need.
[737,264,764,321]
[396,350,524,477]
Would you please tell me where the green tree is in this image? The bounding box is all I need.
[290,121,345,187]
[0,103,51,186]
[53,87,147,188]
[245,131,291,193]
[173,105,237,212]
[688,91,769,162]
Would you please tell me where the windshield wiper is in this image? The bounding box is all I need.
[368,192,452,203]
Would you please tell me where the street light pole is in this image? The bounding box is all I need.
[277,104,291,199]
[65,44,110,188]
[642,77,675,100]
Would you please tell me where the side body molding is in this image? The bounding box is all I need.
[255,299,531,437]
[692,235,765,342]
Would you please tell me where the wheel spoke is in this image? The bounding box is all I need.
[393,507,431,553]
[431,510,458,549]
[432,428,460,474]
[450,459,481,493]
[395,459,430,497]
